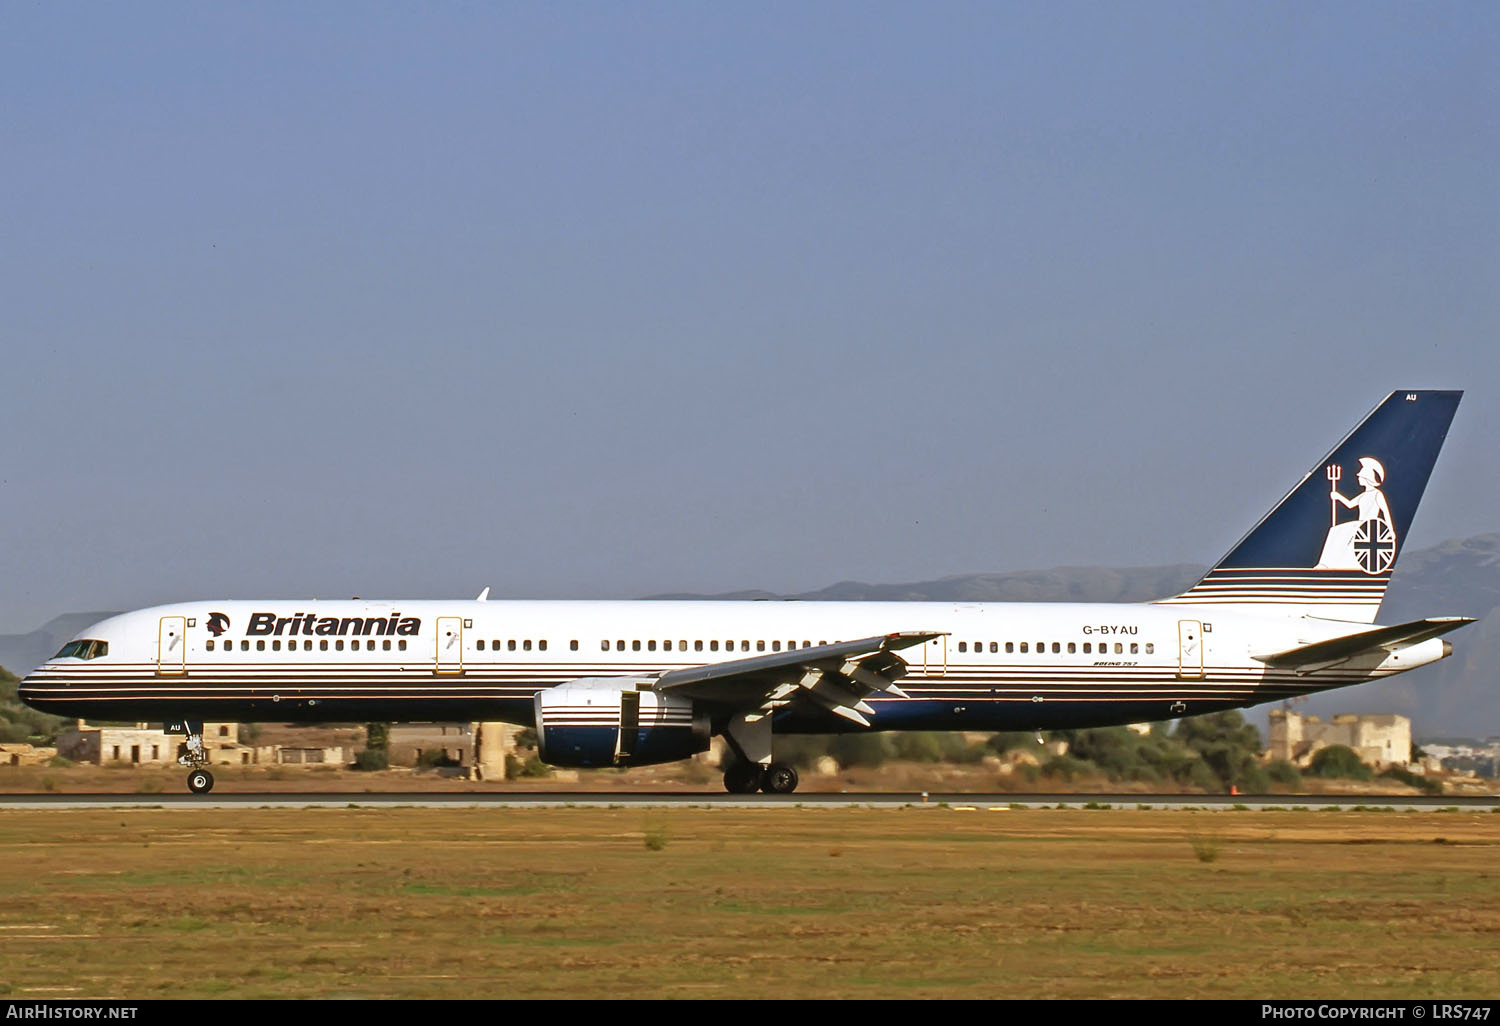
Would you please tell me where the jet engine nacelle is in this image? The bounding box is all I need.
[533,678,710,768]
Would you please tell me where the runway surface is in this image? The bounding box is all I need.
[3,791,1497,810]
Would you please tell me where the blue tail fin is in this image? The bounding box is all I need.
[1159,390,1461,622]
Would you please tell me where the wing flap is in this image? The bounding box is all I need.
[653,631,940,723]
[1252,616,1475,670]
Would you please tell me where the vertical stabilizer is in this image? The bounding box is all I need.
[1158,390,1461,623]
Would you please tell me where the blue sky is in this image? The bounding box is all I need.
[2,3,1496,630]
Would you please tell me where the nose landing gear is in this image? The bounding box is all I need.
[174,721,214,794]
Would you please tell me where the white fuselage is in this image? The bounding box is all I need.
[17,598,1447,733]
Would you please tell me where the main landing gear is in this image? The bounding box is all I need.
[723,761,799,795]
[177,722,214,794]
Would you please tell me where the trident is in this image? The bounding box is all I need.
[1325,464,1342,527]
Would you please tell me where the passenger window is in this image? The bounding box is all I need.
[524,640,532,651]
[477,640,485,651]
[648,640,657,651]
[772,641,781,652]
[958,642,967,653]
[1052,642,1060,654]
[257,640,266,652]
[757,640,765,652]
[1145,643,1154,654]
[383,640,392,651]
[570,640,579,651]
[695,641,703,652]
[741,640,749,652]
[1067,642,1076,654]
[616,640,625,651]
[632,640,641,651]
[320,640,328,651]
[1020,642,1028,653]
[399,640,407,651]
[539,640,547,652]
[335,640,344,651]
[710,641,719,652]
[989,642,998,653]
[272,640,281,652]
[678,641,687,651]
[1114,643,1123,654]
[1005,642,1014,653]
[509,640,517,651]
[1130,643,1139,654]
[206,640,215,651]
[601,640,610,651]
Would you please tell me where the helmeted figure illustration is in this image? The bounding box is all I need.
[1316,456,1395,573]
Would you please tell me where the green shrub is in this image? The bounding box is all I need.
[827,733,893,769]
[1308,745,1373,781]
[363,723,390,751]
[505,753,551,778]
[1266,759,1302,789]
[352,749,389,771]
[1236,762,1273,794]
[1041,754,1094,782]
[1378,765,1443,795]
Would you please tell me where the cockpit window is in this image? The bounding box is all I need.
[54,639,108,660]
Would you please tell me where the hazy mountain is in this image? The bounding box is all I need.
[0,613,118,679]
[4,535,1497,736]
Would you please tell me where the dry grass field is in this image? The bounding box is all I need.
[1,805,1498,999]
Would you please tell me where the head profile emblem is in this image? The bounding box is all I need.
[1316,457,1396,574]
[206,612,231,637]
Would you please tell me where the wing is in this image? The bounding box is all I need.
[1252,616,1475,673]
[652,631,941,727]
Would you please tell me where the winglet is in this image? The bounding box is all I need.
[476,587,490,602]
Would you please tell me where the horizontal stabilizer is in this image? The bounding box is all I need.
[1253,617,1475,669]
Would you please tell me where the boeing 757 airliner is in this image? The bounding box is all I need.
[20,391,1472,795]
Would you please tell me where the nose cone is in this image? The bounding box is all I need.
[17,669,56,713]
[16,662,85,718]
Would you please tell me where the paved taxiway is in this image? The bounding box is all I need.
[3,791,1497,810]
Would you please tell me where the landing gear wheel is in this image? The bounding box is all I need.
[187,769,214,795]
[723,763,764,794]
[761,763,799,795]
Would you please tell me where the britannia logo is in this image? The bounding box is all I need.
[1315,457,1396,574]
[206,612,231,637]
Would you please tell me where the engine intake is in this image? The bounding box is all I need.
[534,679,709,768]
